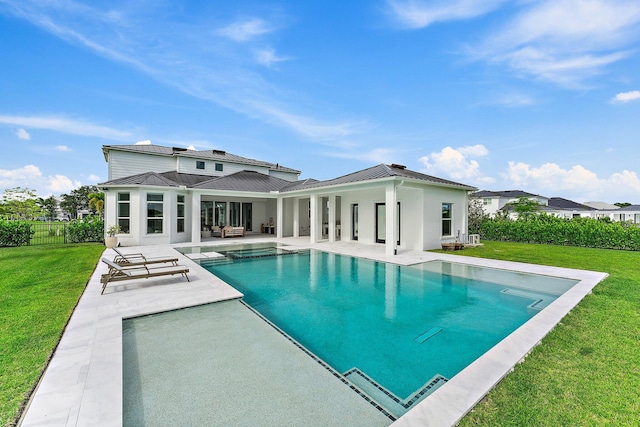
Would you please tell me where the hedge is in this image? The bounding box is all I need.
[478,215,640,251]
[65,216,104,243]
[0,219,34,247]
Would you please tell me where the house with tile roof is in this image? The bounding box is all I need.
[99,144,477,254]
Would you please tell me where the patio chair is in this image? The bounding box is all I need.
[112,247,179,267]
[100,258,190,294]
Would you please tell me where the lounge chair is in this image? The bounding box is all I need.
[100,258,190,294]
[112,247,179,267]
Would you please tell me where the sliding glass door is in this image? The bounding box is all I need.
[375,202,400,245]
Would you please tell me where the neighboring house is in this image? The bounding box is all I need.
[473,190,549,218]
[99,144,477,254]
[594,205,640,224]
[544,197,596,218]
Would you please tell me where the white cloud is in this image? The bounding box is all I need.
[216,18,273,42]
[419,145,491,182]
[55,145,71,151]
[612,90,640,103]
[87,174,101,182]
[502,161,640,202]
[135,139,152,145]
[16,128,31,140]
[473,0,640,86]
[0,164,81,196]
[0,114,132,140]
[254,48,289,68]
[387,0,506,29]
[48,175,81,193]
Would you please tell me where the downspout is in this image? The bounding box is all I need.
[393,180,404,255]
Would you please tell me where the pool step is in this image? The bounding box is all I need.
[414,327,442,343]
[500,288,553,310]
[343,367,448,418]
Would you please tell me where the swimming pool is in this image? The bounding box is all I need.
[190,246,577,416]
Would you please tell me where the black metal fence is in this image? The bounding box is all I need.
[27,222,68,245]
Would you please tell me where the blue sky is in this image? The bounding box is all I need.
[1,0,639,203]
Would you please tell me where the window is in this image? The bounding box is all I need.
[215,163,223,172]
[177,195,185,233]
[442,203,452,236]
[214,201,226,226]
[351,204,358,241]
[196,160,205,170]
[117,192,130,233]
[147,193,164,234]
[483,198,491,205]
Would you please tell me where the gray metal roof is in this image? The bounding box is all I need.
[99,172,180,187]
[474,190,543,198]
[99,164,476,194]
[282,164,476,192]
[102,144,300,174]
[192,171,292,192]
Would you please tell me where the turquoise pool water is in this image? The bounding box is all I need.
[199,248,577,413]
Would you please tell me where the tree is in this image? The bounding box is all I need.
[88,191,105,217]
[505,196,541,219]
[60,185,98,219]
[468,196,488,234]
[615,202,631,208]
[0,187,41,220]
[38,196,59,221]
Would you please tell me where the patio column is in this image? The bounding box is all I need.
[385,182,396,256]
[191,192,201,244]
[276,196,283,238]
[328,195,336,242]
[309,194,318,243]
[293,197,300,238]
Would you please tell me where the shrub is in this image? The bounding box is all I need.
[0,219,34,247]
[66,216,104,243]
[478,214,640,251]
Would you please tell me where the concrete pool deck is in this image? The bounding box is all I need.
[19,237,608,426]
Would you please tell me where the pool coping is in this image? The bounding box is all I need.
[18,238,608,426]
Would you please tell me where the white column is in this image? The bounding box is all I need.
[293,198,300,238]
[309,194,318,243]
[328,194,336,242]
[191,192,201,244]
[385,182,396,256]
[276,197,283,238]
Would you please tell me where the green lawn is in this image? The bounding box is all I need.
[0,244,104,427]
[449,242,640,426]
[1,242,638,426]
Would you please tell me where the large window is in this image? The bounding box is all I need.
[229,202,240,227]
[215,201,226,226]
[117,192,130,233]
[147,193,164,234]
[442,203,452,236]
[177,195,185,233]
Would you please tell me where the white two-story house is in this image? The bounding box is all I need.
[99,144,476,254]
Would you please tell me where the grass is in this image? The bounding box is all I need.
[1,241,638,425]
[447,241,640,426]
[0,244,104,427]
